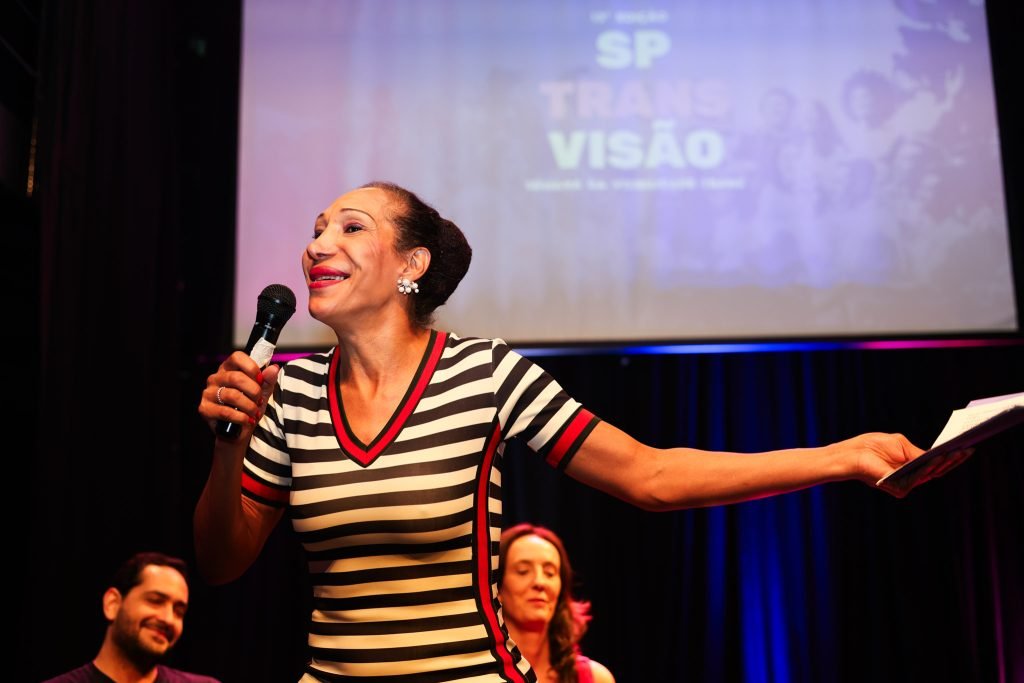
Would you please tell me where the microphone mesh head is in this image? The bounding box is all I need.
[257,284,297,320]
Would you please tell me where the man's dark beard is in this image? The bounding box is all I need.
[111,613,172,672]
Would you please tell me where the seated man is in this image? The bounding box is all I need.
[44,551,219,683]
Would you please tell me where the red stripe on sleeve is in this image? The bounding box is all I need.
[241,471,289,506]
[545,409,595,468]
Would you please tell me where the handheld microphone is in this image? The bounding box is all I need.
[217,283,296,440]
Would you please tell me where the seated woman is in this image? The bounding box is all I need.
[499,524,614,683]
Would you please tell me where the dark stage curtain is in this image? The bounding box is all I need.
[500,347,1024,683]
[24,1,246,680]
[21,1,1023,682]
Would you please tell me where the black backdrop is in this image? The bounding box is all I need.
[11,1,1024,682]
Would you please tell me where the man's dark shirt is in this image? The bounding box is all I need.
[42,661,220,683]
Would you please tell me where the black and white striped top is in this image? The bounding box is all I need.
[243,331,600,682]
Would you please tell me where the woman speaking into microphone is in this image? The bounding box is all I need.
[194,181,963,682]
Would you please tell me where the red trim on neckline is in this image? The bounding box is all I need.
[328,331,448,467]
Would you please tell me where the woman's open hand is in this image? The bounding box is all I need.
[839,432,973,497]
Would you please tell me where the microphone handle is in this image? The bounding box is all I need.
[216,321,282,440]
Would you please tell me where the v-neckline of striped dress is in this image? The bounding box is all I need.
[329,329,448,467]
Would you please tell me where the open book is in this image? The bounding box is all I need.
[877,391,1024,493]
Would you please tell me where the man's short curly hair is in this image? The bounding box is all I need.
[110,551,189,597]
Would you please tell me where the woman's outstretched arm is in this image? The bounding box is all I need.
[566,421,961,511]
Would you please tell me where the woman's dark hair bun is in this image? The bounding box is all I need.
[362,181,472,327]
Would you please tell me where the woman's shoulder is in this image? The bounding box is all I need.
[443,330,505,346]
[440,330,514,358]
[274,349,334,387]
[280,348,333,370]
[578,655,615,683]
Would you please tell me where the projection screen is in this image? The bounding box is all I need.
[234,0,1017,348]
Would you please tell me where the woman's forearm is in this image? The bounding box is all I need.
[566,422,920,511]
[193,438,282,584]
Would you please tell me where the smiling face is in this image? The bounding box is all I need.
[104,564,188,664]
[498,534,563,634]
[303,187,414,330]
